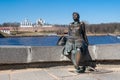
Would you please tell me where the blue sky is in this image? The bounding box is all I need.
[0,0,120,24]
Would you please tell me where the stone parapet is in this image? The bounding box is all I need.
[0,44,120,64]
[90,44,120,60]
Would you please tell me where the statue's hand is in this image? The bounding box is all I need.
[57,36,67,46]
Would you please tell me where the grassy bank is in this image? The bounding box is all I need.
[1,31,120,38]
[10,31,57,37]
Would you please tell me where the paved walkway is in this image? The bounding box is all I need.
[0,65,120,80]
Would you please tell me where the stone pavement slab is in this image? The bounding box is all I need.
[61,74,97,80]
[0,66,120,80]
[90,72,120,80]
[11,70,55,80]
[45,68,77,78]
[0,74,10,80]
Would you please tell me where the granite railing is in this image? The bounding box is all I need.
[0,44,120,64]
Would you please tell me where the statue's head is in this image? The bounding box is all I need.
[72,12,80,22]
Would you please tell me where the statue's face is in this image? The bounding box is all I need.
[73,13,79,21]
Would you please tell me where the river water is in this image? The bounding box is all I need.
[0,35,120,46]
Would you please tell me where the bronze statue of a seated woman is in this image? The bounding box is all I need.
[58,12,90,73]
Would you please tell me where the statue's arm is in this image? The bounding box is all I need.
[81,22,89,45]
[68,23,72,36]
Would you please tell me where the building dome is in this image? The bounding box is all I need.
[20,18,32,27]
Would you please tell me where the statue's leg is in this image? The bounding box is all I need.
[63,41,72,56]
[71,48,86,73]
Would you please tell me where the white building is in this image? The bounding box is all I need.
[37,19,44,25]
[20,18,52,27]
[34,19,45,27]
[42,25,53,27]
[0,28,10,34]
[36,19,52,27]
[20,19,32,27]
